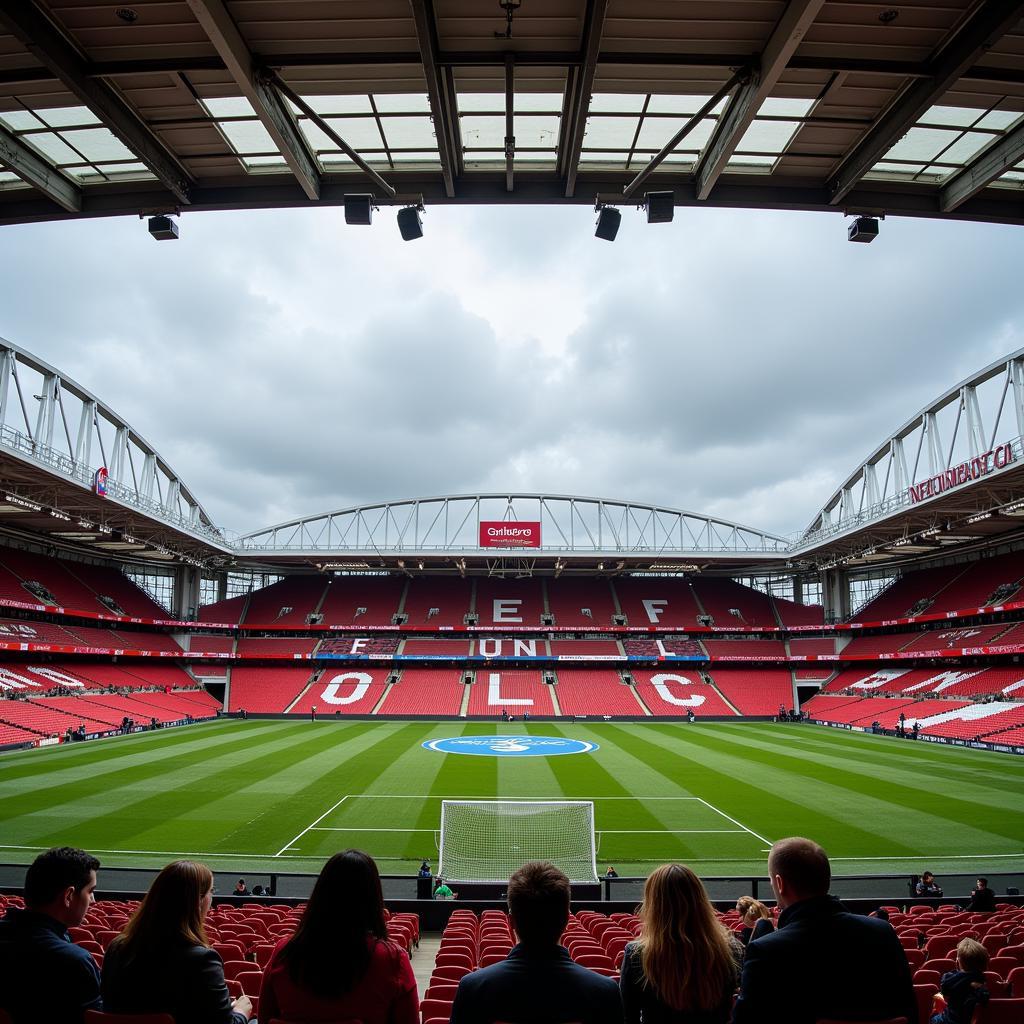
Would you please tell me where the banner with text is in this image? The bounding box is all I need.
[479,521,541,548]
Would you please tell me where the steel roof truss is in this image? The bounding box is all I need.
[561,0,609,198]
[0,125,81,213]
[942,120,1024,213]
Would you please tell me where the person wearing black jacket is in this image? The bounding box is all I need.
[733,837,917,1024]
[0,847,102,1024]
[966,878,996,913]
[101,860,250,1024]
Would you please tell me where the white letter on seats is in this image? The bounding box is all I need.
[651,674,706,707]
[487,672,532,706]
[493,599,522,623]
[322,672,371,704]
[479,638,501,658]
[643,599,668,624]
[349,638,368,654]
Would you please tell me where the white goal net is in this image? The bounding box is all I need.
[437,800,598,883]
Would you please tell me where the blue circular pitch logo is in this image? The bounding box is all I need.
[423,735,598,757]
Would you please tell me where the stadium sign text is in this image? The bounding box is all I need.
[479,521,541,548]
[423,735,598,757]
[907,443,1014,504]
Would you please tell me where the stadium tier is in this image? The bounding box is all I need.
[241,574,327,626]
[402,578,473,626]
[789,638,836,656]
[474,578,545,627]
[548,639,621,656]
[465,670,556,716]
[706,669,794,715]
[612,578,703,628]
[546,578,617,627]
[318,576,406,626]
[701,638,786,658]
[290,667,391,715]
[235,637,318,657]
[772,595,825,626]
[227,666,315,712]
[631,669,737,717]
[554,669,645,716]
[378,668,465,715]
[401,638,472,656]
[690,577,777,627]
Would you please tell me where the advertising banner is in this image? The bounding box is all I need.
[479,521,541,548]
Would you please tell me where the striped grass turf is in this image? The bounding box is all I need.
[0,719,1021,878]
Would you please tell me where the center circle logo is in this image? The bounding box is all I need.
[422,735,598,757]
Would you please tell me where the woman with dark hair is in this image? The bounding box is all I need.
[620,864,742,1024]
[101,860,250,1024]
[258,849,417,1024]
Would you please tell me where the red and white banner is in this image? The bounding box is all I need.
[479,521,541,548]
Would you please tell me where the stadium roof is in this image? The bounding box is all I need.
[1,1,1024,227]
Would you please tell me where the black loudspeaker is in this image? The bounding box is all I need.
[344,194,374,225]
[148,215,178,240]
[594,206,621,241]
[848,216,879,242]
[397,206,424,240]
[644,191,675,223]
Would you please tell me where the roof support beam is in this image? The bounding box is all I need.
[694,0,825,200]
[409,0,459,197]
[827,0,1024,205]
[505,56,515,193]
[560,0,609,197]
[184,0,320,201]
[941,120,1024,212]
[0,125,81,212]
[0,0,193,205]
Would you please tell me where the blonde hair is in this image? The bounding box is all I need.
[636,864,737,1012]
[956,938,989,973]
[736,896,771,921]
[112,860,211,960]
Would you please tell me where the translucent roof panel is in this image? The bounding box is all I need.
[457,93,560,167]
[201,97,286,172]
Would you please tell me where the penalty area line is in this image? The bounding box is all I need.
[693,796,772,847]
[275,794,349,856]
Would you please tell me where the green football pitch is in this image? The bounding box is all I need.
[1,719,1022,878]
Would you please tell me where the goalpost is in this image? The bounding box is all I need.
[437,800,598,883]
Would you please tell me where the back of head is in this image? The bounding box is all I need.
[736,896,770,921]
[115,860,211,960]
[507,861,570,947]
[768,838,830,903]
[637,864,736,1012]
[24,847,99,912]
[282,849,386,997]
[957,937,989,973]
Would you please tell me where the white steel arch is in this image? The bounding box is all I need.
[795,347,1024,552]
[240,494,790,557]
[0,337,225,546]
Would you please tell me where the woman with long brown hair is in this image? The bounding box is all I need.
[101,860,250,1024]
[257,849,417,1024]
[620,863,742,1024]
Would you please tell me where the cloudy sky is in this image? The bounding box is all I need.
[1,203,1022,539]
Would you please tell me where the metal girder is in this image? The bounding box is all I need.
[408,0,458,198]
[941,120,1024,212]
[827,0,1024,205]
[695,0,825,201]
[505,55,515,193]
[0,0,194,205]
[184,0,321,201]
[0,125,81,212]
[560,0,609,197]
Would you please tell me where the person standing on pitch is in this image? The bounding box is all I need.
[310,705,317,723]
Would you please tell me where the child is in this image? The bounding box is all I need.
[932,938,990,1024]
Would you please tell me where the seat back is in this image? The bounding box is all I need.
[816,1019,907,1024]
[84,1013,176,1024]
[974,998,1024,1024]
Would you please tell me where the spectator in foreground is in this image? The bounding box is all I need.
[966,877,996,913]
[735,896,775,945]
[620,864,741,1024]
[916,871,944,898]
[258,849,416,1024]
[101,860,250,1024]
[0,846,102,1024]
[932,938,990,1024]
[450,861,620,1024]
[733,837,916,1024]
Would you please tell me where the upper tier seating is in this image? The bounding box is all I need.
[854,564,970,620]
[466,670,555,715]
[401,578,472,626]
[933,553,1024,610]
[898,623,1016,653]
[185,633,235,654]
[109,629,182,652]
[613,578,702,628]
[772,596,825,626]
[0,617,80,644]
[546,578,617,627]
[401,638,472,656]
[242,575,327,626]
[555,670,645,716]
[227,666,314,712]
[199,593,248,624]
[839,632,917,656]
[702,639,786,659]
[377,669,464,715]
[318,576,405,626]
[290,667,390,715]
[65,562,170,617]
[789,638,837,656]
[691,578,777,628]
[708,669,793,715]
[0,548,110,611]
[474,579,545,627]
[632,669,737,717]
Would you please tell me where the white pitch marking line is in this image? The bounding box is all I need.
[598,830,748,835]
[310,827,436,832]
[693,796,772,847]
[336,794,703,801]
[274,794,349,857]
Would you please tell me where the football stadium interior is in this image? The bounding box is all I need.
[3,1,1024,1020]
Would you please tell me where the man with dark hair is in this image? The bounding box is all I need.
[733,837,916,1024]
[0,846,102,1023]
[450,861,620,1024]
[967,877,996,913]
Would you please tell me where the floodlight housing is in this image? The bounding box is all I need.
[344,194,374,225]
[644,191,675,224]
[594,206,621,241]
[848,216,879,243]
[397,206,424,241]
[147,215,178,240]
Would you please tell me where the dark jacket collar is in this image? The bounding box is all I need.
[3,907,71,939]
[506,942,572,963]
[778,894,844,929]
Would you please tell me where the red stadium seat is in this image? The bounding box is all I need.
[816,1019,907,1024]
[235,971,264,997]
[974,999,1024,1023]
[914,984,938,1023]
[419,998,454,1024]
[85,1014,175,1024]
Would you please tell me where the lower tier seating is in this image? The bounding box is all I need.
[228,667,315,712]
[554,670,645,716]
[708,669,794,715]
[289,667,391,715]
[377,669,465,715]
[631,670,737,717]
[465,670,556,716]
